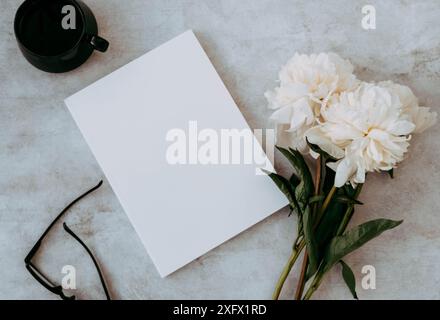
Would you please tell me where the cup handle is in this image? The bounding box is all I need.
[90,35,109,53]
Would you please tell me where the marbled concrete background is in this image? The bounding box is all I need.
[1,0,439,300]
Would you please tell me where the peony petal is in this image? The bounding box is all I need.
[413,107,437,133]
[305,126,345,159]
[270,105,293,124]
[265,90,280,110]
[278,83,310,101]
[388,120,416,136]
[286,98,314,131]
[367,128,390,141]
[334,157,356,187]
[326,160,339,172]
[322,123,363,141]
[275,124,309,154]
[354,160,366,184]
[366,139,383,163]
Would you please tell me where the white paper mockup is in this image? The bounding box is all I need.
[65,30,288,277]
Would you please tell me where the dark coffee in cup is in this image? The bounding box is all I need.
[14,0,109,73]
[17,0,84,56]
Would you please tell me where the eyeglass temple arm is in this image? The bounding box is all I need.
[26,262,75,300]
[63,223,111,300]
[26,262,57,290]
[25,180,104,264]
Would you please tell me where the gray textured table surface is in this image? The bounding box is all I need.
[1,0,439,300]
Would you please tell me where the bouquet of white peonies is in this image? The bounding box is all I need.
[265,53,437,300]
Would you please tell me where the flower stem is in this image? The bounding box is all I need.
[303,184,364,300]
[294,250,308,299]
[313,186,337,229]
[303,271,324,300]
[272,240,305,300]
[335,184,363,236]
[291,185,336,300]
[294,157,322,300]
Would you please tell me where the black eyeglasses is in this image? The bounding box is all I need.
[24,180,111,300]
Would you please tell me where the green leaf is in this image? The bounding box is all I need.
[276,146,300,169]
[318,155,327,195]
[340,260,358,299]
[276,147,314,209]
[335,195,364,205]
[307,189,348,281]
[322,219,403,274]
[303,205,319,275]
[387,168,394,179]
[297,212,304,235]
[308,195,325,204]
[304,263,314,283]
[343,183,358,198]
[290,173,301,188]
[306,138,338,161]
[263,170,301,214]
[322,165,336,194]
[263,170,294,203]
[314,185,363,256]
[314,192,347,250]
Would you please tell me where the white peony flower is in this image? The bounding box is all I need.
[266,53,359,153]
[378,81,437,133]
[306,82,428,187]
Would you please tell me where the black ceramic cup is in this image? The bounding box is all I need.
[14,0,109,73]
